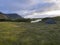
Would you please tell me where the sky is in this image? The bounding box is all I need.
[0,0,60,18]
[24,10,60,18]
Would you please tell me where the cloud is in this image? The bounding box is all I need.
[45,0,60,10]
[0,0,55,11]
[16,2,54,17]
[16,10,36,17]
[23,0,60,18]
[24,10,60,18]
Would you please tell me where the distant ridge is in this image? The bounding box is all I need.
[5,13,23,19]
[0,12,8,19]
[0,12,23,19]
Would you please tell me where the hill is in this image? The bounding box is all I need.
[0,12,8,19]
[5,13,23,19]
[53,16,60,21]
[0,12,23,20]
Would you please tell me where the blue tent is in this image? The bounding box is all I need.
[45,18,56,24]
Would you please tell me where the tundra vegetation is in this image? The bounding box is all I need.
[0,16,60,45]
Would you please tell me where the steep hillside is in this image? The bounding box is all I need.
[0,12,23,20]
[0,12,8,19]
[5,13,23,19]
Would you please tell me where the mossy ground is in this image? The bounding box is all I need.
[0,21,60,45]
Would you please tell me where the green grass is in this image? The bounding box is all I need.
[0,21,60,45]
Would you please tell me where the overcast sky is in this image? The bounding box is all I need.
[0,0,60,17]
